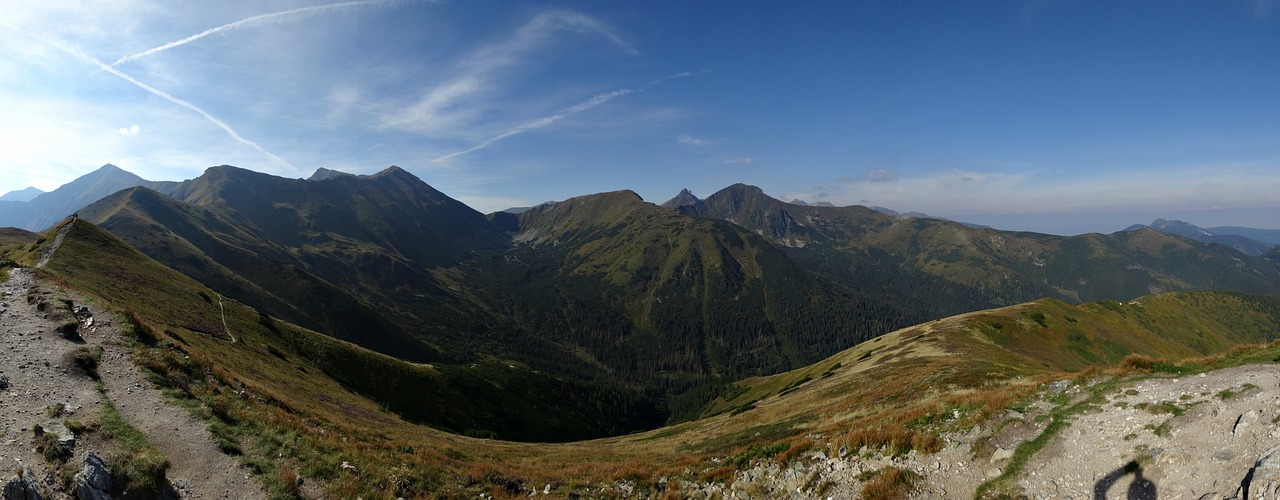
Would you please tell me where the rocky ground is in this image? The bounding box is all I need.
[1,267,266,499]
[682,366,1280,499]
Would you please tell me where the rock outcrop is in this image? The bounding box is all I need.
[2,468,42,500]
[73,453,112,500]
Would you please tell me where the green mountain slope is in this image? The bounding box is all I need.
[24,219,659,441]
[465,191,921,416]
[679,184,1280,315]
[78,185,444,362]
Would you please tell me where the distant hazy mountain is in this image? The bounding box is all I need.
[660,188,701,209]
[1125,219,1273,255]
[867,204,991,229]
[1206,226,1280,247]
[500,201,557,214]
[786,198,835,207]
[0,186,44,202]
[0,164,178,231]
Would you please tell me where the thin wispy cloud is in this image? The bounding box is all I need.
[677,134,707,145]
[726,156,753,165]
[117,125,141,136]
[111,0,416,66]
[385,9,633,136]
[432,89,634,163]
[1,22,295,172]
[865,168,898,182]
[1256,0,1274,19]
[649,69,709,85]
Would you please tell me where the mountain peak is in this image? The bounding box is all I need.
[373,165,408,177]
[660,188,702,209]
[308,167,352,181]
[0,186,45,202]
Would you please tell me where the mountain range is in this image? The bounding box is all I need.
[3,164,1280,437]
[4,164,1280,497]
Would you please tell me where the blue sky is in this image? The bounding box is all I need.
[1,0,1277,234]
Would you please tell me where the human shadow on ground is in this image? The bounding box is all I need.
[1093,460,1157,499]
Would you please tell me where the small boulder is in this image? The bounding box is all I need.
[34,421,75,449]
[73,452,111,500]
[990,447,1015,463]
[1048,380,1072,393]
[0,374,9,391]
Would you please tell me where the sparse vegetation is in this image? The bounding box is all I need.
[859,467,920,500]
[66,345,103,380]
[99,394,170,497]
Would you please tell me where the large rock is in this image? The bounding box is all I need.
[73,453,111,500]
[1248,444,1280,499]
[2,468,41,500]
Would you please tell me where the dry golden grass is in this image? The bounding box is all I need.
[859,467,920,500]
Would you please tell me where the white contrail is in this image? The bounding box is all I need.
[112,0,408,66]
[2,22,294,170]
[432,89,633,163]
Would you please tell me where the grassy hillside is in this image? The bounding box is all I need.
[8,218,1280,498]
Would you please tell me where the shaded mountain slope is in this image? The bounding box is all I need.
[23,219,660,442]
[465,191,918,409]
[78,186,442,362]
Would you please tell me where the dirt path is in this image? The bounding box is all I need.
[1,268,267,499]
[0,268,101,478]
[35,220,72,269]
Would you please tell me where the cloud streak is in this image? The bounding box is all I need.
[1,22,294,171]
[111,0,414,66]
[384,9,633,136]
[432,89,633,163]
[649,69,709,85]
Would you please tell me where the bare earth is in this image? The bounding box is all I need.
[0,268,267,499]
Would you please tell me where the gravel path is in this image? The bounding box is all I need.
[1,268,267,499]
